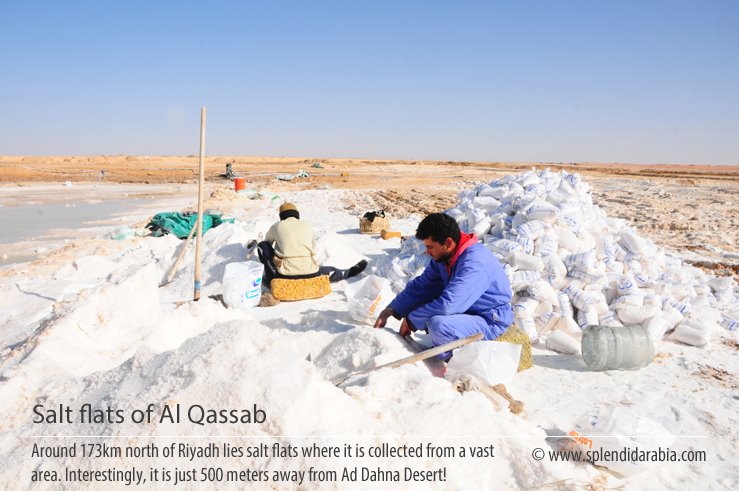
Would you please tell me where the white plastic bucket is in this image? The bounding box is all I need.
[222,261,264,309]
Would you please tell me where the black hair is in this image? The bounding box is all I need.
[415,212,461,244]
[279,209,300,221]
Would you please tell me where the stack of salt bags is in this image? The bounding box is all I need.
[377,236,431,293]
[376,168,738,353]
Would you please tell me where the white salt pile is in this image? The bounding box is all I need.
[375,169,738,351]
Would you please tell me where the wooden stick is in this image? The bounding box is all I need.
[403,335,429,352]
[159,224,196,287]
[474,383,506,411]
[492,384,525,414]
[452,376,502,410]
[193,107,206,301]
[333,332,482,386]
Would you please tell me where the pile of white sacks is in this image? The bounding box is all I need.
[377,169,738,354]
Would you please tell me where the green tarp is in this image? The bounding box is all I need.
[146,212,234,239]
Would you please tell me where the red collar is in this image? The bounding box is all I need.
[445,232,477,275]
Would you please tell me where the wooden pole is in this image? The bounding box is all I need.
[193,107,206,301]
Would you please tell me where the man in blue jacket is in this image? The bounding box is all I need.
[374,213,513,360]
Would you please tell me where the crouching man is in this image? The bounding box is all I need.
[373,212,513,360]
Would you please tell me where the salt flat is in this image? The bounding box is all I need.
[0,167,737,490]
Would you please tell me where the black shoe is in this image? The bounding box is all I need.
[245,240,257,259]
[347,260,368,278]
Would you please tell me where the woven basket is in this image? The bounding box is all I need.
[359,216,391,234]
[497,325,533,371]
[270,275,332,301]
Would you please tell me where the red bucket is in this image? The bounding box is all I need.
[234,177,245,191]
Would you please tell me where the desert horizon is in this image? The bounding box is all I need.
[2,155,738,185]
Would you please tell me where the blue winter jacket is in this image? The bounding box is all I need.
[389,241,513,338]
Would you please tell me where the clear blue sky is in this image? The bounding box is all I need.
[1,0,737,164]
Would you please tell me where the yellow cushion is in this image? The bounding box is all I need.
[270,275,332,301]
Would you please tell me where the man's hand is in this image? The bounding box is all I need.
[373,306,394,329]
[399,318,413,337]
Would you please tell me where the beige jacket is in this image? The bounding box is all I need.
[265,217,320,275]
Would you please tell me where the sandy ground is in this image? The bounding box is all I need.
[3,156,735,277]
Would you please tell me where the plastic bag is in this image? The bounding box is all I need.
[571,404,674,476]
[545,330,580,354]
[668,319,714,347]
[445,341,521,386]
[107,226,135,240]
[344,275,394,325]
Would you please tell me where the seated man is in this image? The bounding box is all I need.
[257,202,367,287]
[374,212,513,359]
